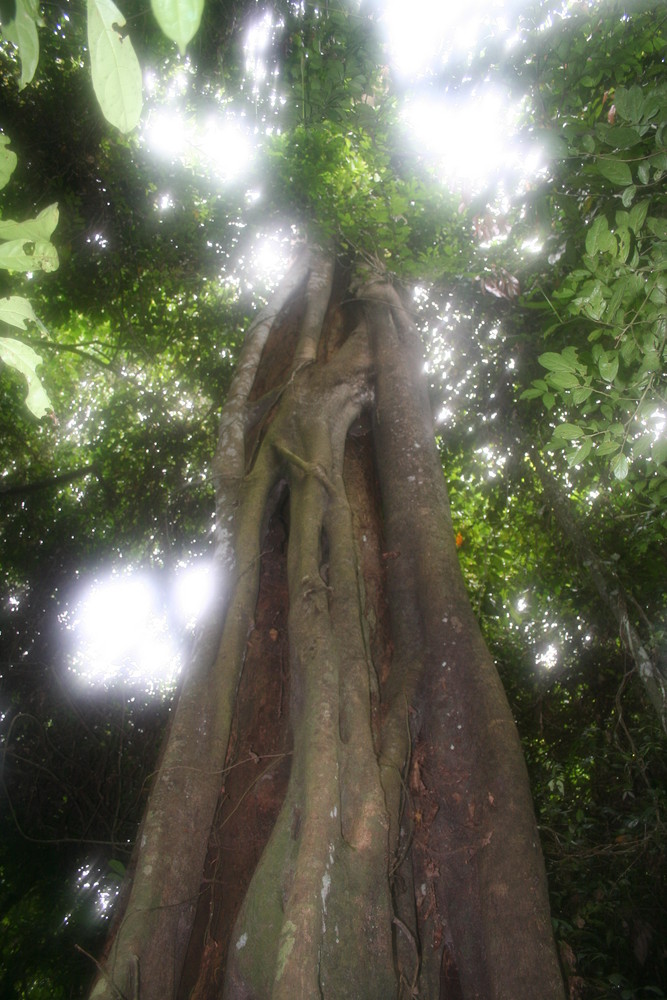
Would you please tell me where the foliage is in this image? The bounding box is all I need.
[0,0,42,90]
[0,334,50,416]
[149,0,204,55]
[521,77,667,497]
[86,0,144,132]
[0,133,58,415]
[1,0,205,128]
[513,6,666,509]
[0,0,666,997]
[527,676,667,999]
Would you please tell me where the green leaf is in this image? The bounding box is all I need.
[651,151,667,175]
[597,440,620,456]
[628,200,649,234]
[1,0,40,89]
[598,126,642,149]
[150,0,204,53]
[539,130,569,159]
[631,434,653,459]
[597,157,632,186]
[0,135,18,190]
[613,86,644,124]
[0,295,37,329]
[638,161,650,185]
[0,203,59,242]
[567,439,592,466]
[580,73,602,88]
[87,0,143,133]
[553,422,584,440]
[0,238,59,272]
[621,185,636,207]
[571,385,593,404]
[574,280,608,319]
[520,387,544,400]
[598,355,619,382]
[0,336,51,417]
[539,351,578,373]
[610,452,629,480]
[638,350,661,376]
[561,346,583,368]
[653,438,667,467]
[543,392,555,411]
[647,217,667,239]
[548,370,581,390]
[585,216,616,255]
[23,0,44,22]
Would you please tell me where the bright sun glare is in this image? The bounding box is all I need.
[65,562,216,691]
[401,88,543,194]
[248,229,298,288]
[380,0,522,78]
[145,110,255,185]
[380,0,551,193]
[142,1,548,203]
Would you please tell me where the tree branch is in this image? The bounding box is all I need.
[0,463,97,498]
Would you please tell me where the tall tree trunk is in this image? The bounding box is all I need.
[88,251,565,1000]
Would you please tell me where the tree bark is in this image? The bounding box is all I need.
[88,251,565,1000]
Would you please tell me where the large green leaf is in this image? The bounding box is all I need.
[0,135,18,190]
[647,217,667,239]
[585,216,616,256]
[539,352,578,373]
[571,385,593,404]
[0,238,59,272]
[150,0,204,54]
[87,0,143,133]
[0,204,59,242]
[596,125,642,149]
[598,355,619,382]
[1,0,40,89]
[548,371,581,390]
[597,157,633,186]
[610,452,629,480]
[553,423,584,440]
[0,336,51,417]
[567,439,593,466]
[0,295,38,329]
[613,85,645,123]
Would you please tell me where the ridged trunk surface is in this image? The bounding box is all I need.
[89,251,565,1000]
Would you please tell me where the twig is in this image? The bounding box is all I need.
[274,442,336,494]
[393,916,420,997]
[74,944,129,1000]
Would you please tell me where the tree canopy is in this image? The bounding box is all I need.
[0,1,666,997]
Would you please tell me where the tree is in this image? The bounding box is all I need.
[82,251,564,999]
[1,1,665,998]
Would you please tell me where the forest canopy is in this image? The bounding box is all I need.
[0,0,666,998]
